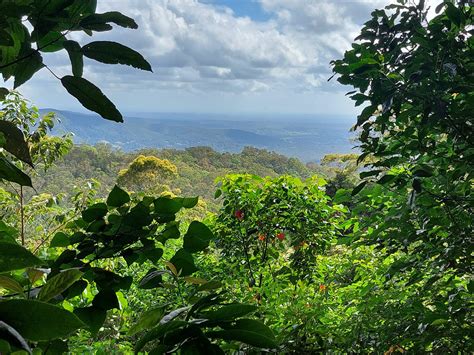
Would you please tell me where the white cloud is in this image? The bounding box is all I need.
[20,0,404,114]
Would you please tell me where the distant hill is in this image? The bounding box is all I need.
[42,109,357,162]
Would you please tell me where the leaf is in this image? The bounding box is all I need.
[38,269,83,302]
[154,197,182,214]
[183,221,214,253]
[170,249,198,277]
[0,157,32,186]
[445,2,462,27]
[0,321,31,354]
[207,319,277,349]
[0,120,32,166]
[80,11,138,30]
[92,289,120,310]
[0,275,24,295]
[197,280,223,292]
[0,87,9,100]
[135,321,187,353]
[81,202,108,222]
[200,304,257,321]
[61,75,123,122]
[106,185,130,207]
[184,276,208,285]
[50,232,70,247]
[351,181,367,196]
[0,241,41,272]
[143,248,164,264]
[82,41,152,71]
[73,306,106,336]
[14,50,44,88]
[37,31,66,52]
[0,300,85,341]
[63,40,83,77]
[177,196,199,208]
[139,269,167,289]
[128,307,165,336]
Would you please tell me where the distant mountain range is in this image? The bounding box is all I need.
[42,109,358,162]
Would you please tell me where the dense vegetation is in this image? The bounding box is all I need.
[0,0,472,354]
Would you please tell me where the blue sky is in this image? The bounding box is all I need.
[19,0,397,117]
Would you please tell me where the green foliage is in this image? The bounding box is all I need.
[331,0,473,351]
[213,174,345,282]
[0,0,151,121]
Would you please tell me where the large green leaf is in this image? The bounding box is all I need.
[0,157,32,186]
[38,269,83,302]
[199,304,257,321]
[80,11,138,29]
[0,120,32,166]
[63,40,83,77]
[138,269,167,289]
[13,50,44,88]
[170,249,198,277]
[82,41,152,71]
[81,202,108,222]
[106,185,130,207]
[135,320,187,353]
[61,75,122,122]
[128,307,165,336]
[0,241,41,272]
[0,300,85,341]
[73,306,106,336]
[207,319,277,349]
[183,221,214,253]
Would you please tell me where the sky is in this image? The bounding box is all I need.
[19,0,401,116]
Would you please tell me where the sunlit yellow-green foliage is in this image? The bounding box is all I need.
[117,155,178,194]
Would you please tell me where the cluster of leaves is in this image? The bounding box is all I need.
[0,0,152,122]
[0,185,277,353]
[331,0,473,351]
[212,174,346,285]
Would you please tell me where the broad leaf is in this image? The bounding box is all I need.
[13,50,44,88]
[200,304,257,321]
[128,307,165,336]
[73,306,106,336]
[82,41,152,71]
[170,249,198,277]
[80,11,138,30]
[63,40,83,77]
[38,269,83,302]
[183,221,213,253]
[0,157,32,186]
[208,319,277,348]
[61,75,122,122]
[0,300,85,341]
[0,120,32,166]
[0,241,41,272]
[106,185,130,207]
[0,275,24,295]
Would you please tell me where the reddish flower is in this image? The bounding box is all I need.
[258,234,266,241]
[319,284,326,292]
[276,232,285,241]
[234,210,244,221]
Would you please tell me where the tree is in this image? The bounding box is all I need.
[332,0,472,351]
[117,155,178,194]
[0,0,152,122]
